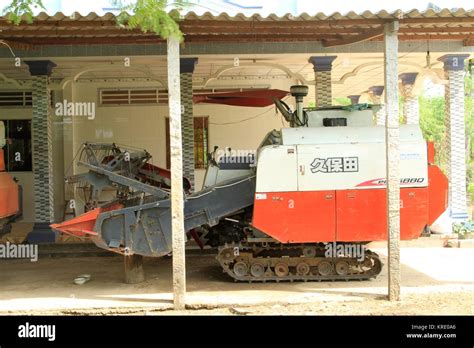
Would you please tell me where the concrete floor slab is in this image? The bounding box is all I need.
[0,247,472,315]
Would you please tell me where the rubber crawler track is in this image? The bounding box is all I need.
[216,242,383,283]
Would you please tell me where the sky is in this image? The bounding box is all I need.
[0,0,473,16]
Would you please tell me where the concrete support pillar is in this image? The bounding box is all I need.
[399,73,420,124]
[347,95,360,105]
[384,22,400,302]
[25,60,57,243]
[308,56,337,107]
[50,89,66,223]
[180,58,198,192]
[168,37,186,310]
[369,86,385,125]
[438,54,470,221]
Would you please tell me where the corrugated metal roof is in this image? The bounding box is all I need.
[0,9,472,46]
[181,8,474,20]
[20,8,474,21]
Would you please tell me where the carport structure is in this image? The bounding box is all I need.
[0,8,472,307]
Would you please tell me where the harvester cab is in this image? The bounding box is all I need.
[0,121,21,237]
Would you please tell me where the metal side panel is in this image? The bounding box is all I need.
[256,145,297,193]
[93,175,256,257]
[252,190,336,243]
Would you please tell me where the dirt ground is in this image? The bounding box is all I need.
[0,247,472,315]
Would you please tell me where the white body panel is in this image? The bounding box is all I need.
[282,125,424,145]
[256,125,428,193]
[296,141,427,191]
[306,109,374,127]
[256,145,297,192]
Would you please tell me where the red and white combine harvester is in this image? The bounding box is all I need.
[0,121,21,237]
[52,86,448,282]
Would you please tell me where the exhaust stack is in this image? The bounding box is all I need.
[290,85,309,124]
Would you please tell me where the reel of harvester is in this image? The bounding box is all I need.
[64,142,191,212]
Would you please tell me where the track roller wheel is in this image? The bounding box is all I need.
[274,262,289,277]
[250,262,265,278]
[318,261,333,276]
[335,260,350,276]
[296,262,310,276]
[233,261,249,277]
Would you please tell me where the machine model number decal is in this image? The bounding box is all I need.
[356,178,425,187]
[310,157,359,173]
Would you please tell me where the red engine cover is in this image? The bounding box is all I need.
[0,150,19,220]
[252,164,448,243]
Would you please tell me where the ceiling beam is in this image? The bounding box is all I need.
[399,26,474,33]
[2,26,472,39]
[5,33,473,45]
[0,39,36,50]
[1,35,341,45]
[180,25,474,35]
[390,34,473,41]
[5,35,468,47]
[400,17,474,24]
[0,37,164,45]
[323,27,385,47]
[0,29,154,37]
[180,26,376,34]
[1,32,344,39]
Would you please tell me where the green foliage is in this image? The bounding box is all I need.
[419,95,473,185]
[2,0,45,24]
[419,95,446,166]
[114,0,188,41]
[452,220,473,239]
[334,97,351,106]
[418,61,474,199]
